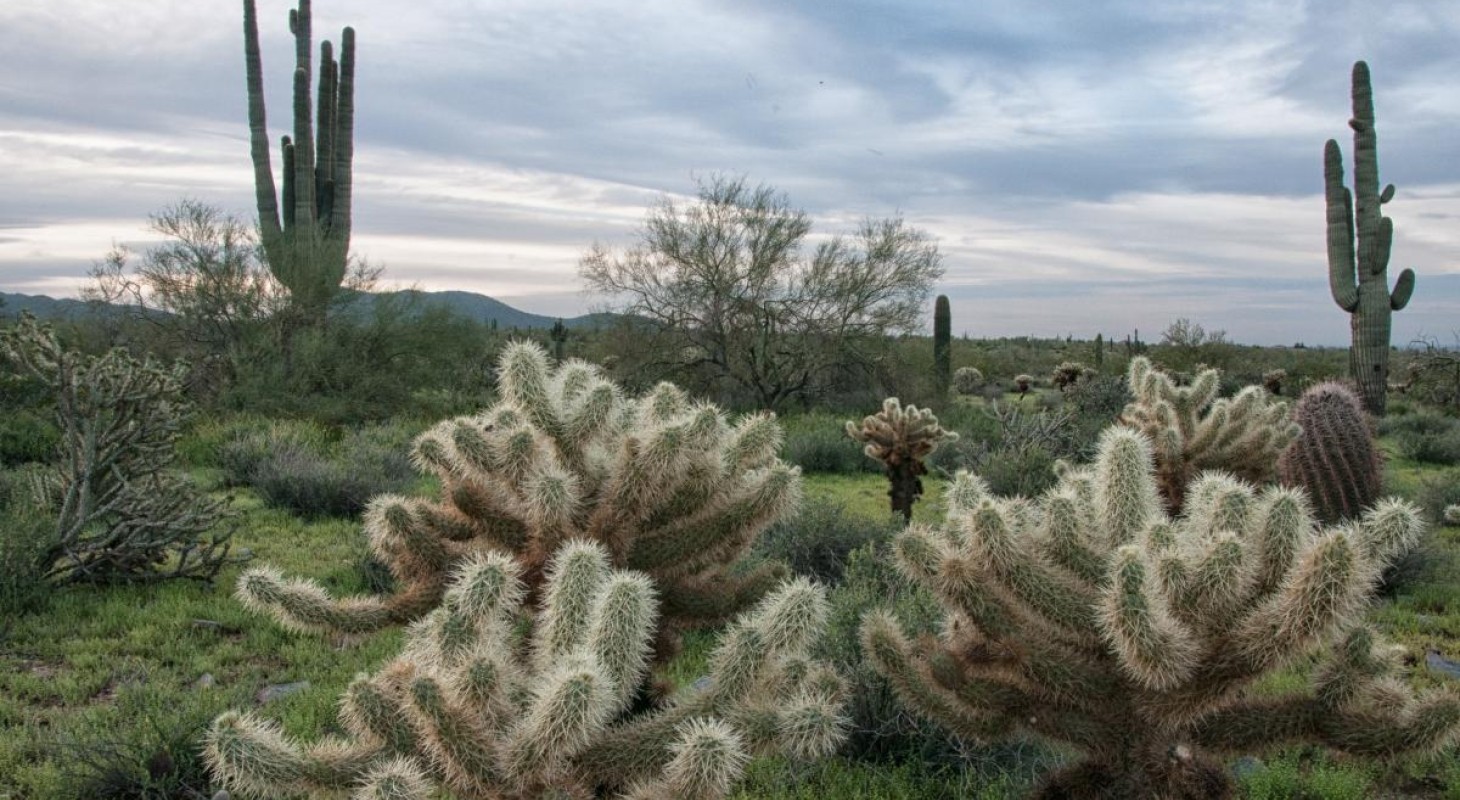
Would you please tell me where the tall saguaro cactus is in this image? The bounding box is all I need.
[1325,60,1415,415]
[933,295,951,395]
[243,0,355,317]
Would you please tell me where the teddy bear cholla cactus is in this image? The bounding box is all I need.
[236,342,798,658]
[862,426,1458,799]
[1119,356,1299,513]
[846,398,957,523]
[208,541,845,799]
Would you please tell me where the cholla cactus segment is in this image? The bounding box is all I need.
[1119,356,1300,513]
[207,543,845,800]
[235,342,799,656]
[1446,505,1460,526]
[862,424,1456,799]
[1278,381,1382,524]
[846,397,958,522]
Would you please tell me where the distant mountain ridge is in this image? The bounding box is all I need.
[0,289,617,330]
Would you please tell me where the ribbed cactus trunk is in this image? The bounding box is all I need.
[887,458,924,524]
[933,295,951,395]
[243,0,355,320]
[1325,61,1415,416]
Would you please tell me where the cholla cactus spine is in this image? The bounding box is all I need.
[235,341,800,663]
[846,398,958,523]
[208,543,845,799]
[862,426,1455,798]
[1119,356,1300,513]
[1278,381,1382,524]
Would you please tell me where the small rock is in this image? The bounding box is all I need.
[256,681,311,704]
[1426,650,1460,680]
[692,676,712,692]
[193,673,216,690]
[192,619,224,631]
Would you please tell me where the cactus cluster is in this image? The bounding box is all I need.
[1119,356,1299,513]
[846,398,958,522]
[236,342,800,663]
[1325,61,1416,416]
[208,542,845,799]
[1051,361,1095,392]
[1278,381,1383,524]
[1013,374,1034,396]
[862,426,1456,799]
[1445,505,1460,526]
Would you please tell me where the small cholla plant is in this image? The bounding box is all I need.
[1262,368,1288,396]
[1279,381,1382,524]
[1051,361,1093,392]
[953,366,984,396]
[1445,504,1460,526]
[846,398,958,523]
[208,542,845,799]
[862,427,1458,799]
[1119,356,1299,513]
[236,342,800,662]
[1013,374,1034,396]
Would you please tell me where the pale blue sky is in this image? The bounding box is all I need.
[1,0,1457,344]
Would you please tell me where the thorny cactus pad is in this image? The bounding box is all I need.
[208,542,846,799]
[846,398,958,523]
[862,426,1456,799]
[236,342,801,662]
[1119,356,1299,513]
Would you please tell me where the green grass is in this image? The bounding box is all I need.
[3,442,1460,798]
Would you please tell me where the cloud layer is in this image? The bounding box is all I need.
[1,0,1457,344]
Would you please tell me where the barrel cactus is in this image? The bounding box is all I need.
[236,342,800,662]
[862,426,1456,799]
[208,542,845,799]
[846,398,957,523]
[1119,356,1299,513]
[1279,381,1382,524]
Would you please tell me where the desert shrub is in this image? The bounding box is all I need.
[953,366,984,395]
[753,497,902,585]
[0,408,59,467]
[781,411,878,474]
[816,542,965,764]
[57,706,218,800]
[216,418,332,488]
[0,467,57,616]
[243,423,416,518]
[1395,425,1460,466]
[1415,475,1460,527]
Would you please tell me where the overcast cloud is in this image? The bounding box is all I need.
[1,0,1457,344]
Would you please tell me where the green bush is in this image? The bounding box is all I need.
[219,419,416,518]
[816,542,966,764]
[1415,474,1460,528]
[781,412,879,474]
[0,467,57,617]
[752,497,901,584]
[1383,408,1460,465]
[0,409,58,467]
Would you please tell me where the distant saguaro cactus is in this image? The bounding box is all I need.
[1279,381,1382,524]
[846,398,957,523]
[208,543,845,799]
[244,0,356,317]
[1119,356,1299,513]
[933,295,951,395]
[236,342,800,663]
[862,427,1454,799]
[1325,61,1415,416]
